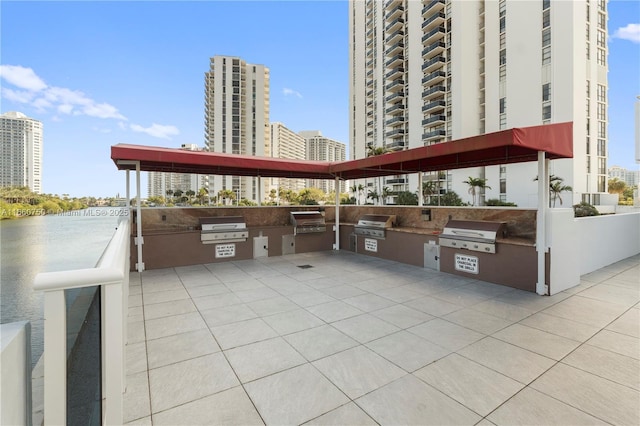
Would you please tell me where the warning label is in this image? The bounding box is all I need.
[454,254,479,274]
[215,244,236,258]
[364,238,378,252]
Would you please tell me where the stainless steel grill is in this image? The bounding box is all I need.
[354,214,396,239]
[200,216,248,244]
[290,211,326,235]
[439,220,507,254]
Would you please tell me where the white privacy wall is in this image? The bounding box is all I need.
[577,212,640,275]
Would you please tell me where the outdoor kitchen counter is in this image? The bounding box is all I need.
[391,227,535,246]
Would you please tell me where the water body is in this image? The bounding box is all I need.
[1,207,128,365]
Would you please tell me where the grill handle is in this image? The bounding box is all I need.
[450,229,486,238]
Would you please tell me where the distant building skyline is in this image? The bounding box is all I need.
[1,111,43,193]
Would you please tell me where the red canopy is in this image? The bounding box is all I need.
[112,122,573,180]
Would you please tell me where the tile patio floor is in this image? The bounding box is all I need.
[123,251,639,425]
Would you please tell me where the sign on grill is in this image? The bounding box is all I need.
[455,254,478,274]
[215,244,236,258]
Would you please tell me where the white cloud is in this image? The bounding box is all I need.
[0,64,126,121]
[612,23,640,43]
[1,87,35,104]
[0,65,47,91]
[130,123,180,140]
[283,88,303,98]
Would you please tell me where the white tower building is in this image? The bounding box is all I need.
[270,122,306,194]
[349,0,609,207]
[0,111,43,193]
[301,130,347,194]
[205,55,270,203]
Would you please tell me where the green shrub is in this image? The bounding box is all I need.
[486,199,518,207]
[573,201,599,217]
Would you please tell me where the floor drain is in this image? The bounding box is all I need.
[297,264,314,269]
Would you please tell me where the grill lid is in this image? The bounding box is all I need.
[356,214,396,229]
[441,220,506,243]
[290,211,325,227]
[200,216,247,231]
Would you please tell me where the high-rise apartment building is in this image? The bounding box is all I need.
[301,130,347,194]
[204,55,270,203]
[270,122,306,193]
[0,111,43,193]
[350,0,608,207]
[148,144,206,200]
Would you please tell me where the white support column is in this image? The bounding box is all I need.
[257,176,262,207]
[536,152,549,295]
[43,290,66,426]
[135,162,144,272]
[334,177,340,250]
[418,172,423,206]
[126,170,131,219]
[103,282,123,425]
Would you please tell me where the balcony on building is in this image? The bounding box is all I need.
[385,53,404,68]
[385,2,404,21]
[422,128,447,141]
[366,27,374,39]
[385,116,405,127]
[422,26,446,44]
[422,41,446,59]
[422,70,446,86]
[385,41,405,56]
[422,11,446,32]
[422,0,445,18]
[421,56,446,73]
[421,99,446,114]
[385,66,404,80]
[367,68,374,77]
[367,78,374,88]
[385,102,404,114]
[386,128,405,138]
[385,17,405,33]
[385,140,405,150]
[367,120,375,128]
[385,29,404,44]
[366,38,375,49]
[367,89,374,98]
[367,99,374,108]
[366,58,375,68]
[385,79,405,92]
[422,115,446,126]
[385,91,405,103]
[385,177,407,184]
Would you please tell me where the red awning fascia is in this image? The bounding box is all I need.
[330,122,573,180]
[111,122,573,180]
[111,144,335,179]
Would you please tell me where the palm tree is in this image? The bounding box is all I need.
[357,184,365,205]
[549,180,573,207]
[185,190,196,205]
[367,189,379,205]
[197,187,209,205]
[422,180,438,205]
[350,184,359,205]
[381,186,393,205]
[534,175,573,207]
[463,177,491,206]
[367,146,390,205]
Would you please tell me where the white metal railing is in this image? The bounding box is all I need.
[34,216,130,425]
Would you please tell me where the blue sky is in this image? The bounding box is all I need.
[1,1,638,198]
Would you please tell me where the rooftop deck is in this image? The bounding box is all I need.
[123,251,639,425]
